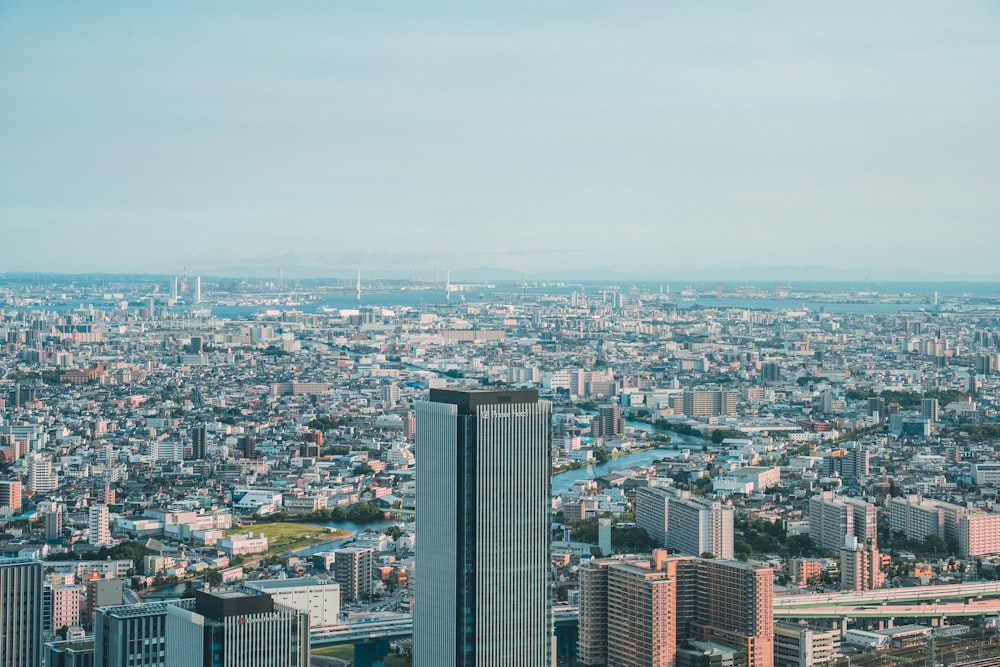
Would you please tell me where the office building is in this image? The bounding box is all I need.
[0,479,22,512]
[89,505,111,546]
[774,622,839,667]
[971,463,1000,486]
[95,601,194,667]
[920,398,939,422]
[333,547,374,603]
[415,388,552,667]
[165,589,309,667]
[579,553,772,667]
[44,638,96,667]
[190,424,207,460]
[0,559,44,667]
[636,486,734,559]
[808,492,877,552]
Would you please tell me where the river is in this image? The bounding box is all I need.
[550,418,715,496]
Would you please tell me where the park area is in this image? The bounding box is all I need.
[228,522,349,556]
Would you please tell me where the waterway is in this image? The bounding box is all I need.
[550,419,714,496]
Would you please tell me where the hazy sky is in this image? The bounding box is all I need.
[2,2,998,279]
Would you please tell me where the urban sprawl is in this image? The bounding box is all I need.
[4,276,1000,667]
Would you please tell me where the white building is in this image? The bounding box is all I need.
[217,532,268,556]
[243,578,341,628]
[89,506,111,546]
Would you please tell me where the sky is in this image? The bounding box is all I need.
[1,1,999,280]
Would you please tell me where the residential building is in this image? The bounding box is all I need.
[591,403,625,439]
[579,553,773,667]
[414,388,552,667]
[0,479,22,512]
[808,493,877,552]
[840,536,883,592]
[636,486,735,559]
[888,493,964,543]
[683,390,739,417]
[333,547,374,603]
[958,512,1000,558]
[89,506,111,546]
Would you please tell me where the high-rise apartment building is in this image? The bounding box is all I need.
[636,486,734,559]
[808,492,877,552]
[89,506,111,546]
[415,388,552,667]
[579,553,772,667]
[591,403,625,439]
[333,547,374,603]
[0,480,22,512]
[958,512,1000,558]
[840,536,883,592]
[606,561,676,667]
[820,444,870,485]
[888,493,965,542]
[28,454,58,493]
[682,390,739,417]
[165,590,309,667]
[0,559,44,667]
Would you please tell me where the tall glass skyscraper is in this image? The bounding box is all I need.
[0,559,43,667]
[415,388,552,667]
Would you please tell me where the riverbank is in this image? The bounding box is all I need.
[552,445,656,475]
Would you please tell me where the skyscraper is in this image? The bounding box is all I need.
[0,559,44,667]
[415,388,552,667]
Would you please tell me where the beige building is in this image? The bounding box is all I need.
[958,512,1000,558]
[579,552,773,667]
[774,622,840,667]
[840,536,883,592]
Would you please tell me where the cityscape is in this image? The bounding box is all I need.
[4,2,1000,666]
[4,276,1000,666]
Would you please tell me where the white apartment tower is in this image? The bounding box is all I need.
[415,388,552,667]
[89,505,111,545]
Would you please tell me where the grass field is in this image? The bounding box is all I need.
[227,522,348,555]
